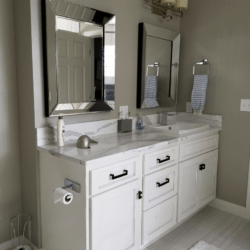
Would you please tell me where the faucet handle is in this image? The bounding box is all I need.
[161,112,176,125]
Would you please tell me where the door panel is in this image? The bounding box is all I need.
[90,180,141,250]
[178,157,199,222]
[197,150,218,208]
[57,30,92,103]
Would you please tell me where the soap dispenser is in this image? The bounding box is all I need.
[57,115,65,147]
[136,113,143,131]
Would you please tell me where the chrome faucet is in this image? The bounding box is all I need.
[161,112,176,125]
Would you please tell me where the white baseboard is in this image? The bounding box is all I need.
[0,238,40,250]
[209,198,247,219]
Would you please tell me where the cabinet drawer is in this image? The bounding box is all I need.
[90,157,142,196]
[179,135,218,162]
[143,165,178,211]
[142,195,177,245]
[143,146,178,175]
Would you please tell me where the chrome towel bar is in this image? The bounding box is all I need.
[193,59,210,75]
[146,62,159,76]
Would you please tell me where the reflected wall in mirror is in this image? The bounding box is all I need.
[42,0,116,117]
[137,23,180,109]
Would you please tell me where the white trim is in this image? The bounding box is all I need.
[209,198,246,218]
[0,239,12,250]
[246,156,250,220]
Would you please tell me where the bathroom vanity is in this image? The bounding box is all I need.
[37,113,221,250]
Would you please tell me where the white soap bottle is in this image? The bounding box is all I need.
[57,115,65,147]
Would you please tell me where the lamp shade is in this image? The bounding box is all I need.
[176,0,188,9]
[161,0,176,6]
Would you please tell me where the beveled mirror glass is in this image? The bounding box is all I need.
[137,23,180,109]
[42,0,116,117]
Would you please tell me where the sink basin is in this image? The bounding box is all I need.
[153,122,209,135]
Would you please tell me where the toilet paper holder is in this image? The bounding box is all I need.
[63,179,81,193]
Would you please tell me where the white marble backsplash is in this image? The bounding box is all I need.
[36,112,222,146]
[37,114,160,146]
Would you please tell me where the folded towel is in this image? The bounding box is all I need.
[144,76,159,108]
[191,74,208,114]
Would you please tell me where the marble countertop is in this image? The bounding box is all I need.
[37,126,221,166]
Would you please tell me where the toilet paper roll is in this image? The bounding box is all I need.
[54,188,73,205]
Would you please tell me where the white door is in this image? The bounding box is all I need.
[57,30,92,103]
[178,156,199,222]
[197,150,218,208]
[90,180,141,250]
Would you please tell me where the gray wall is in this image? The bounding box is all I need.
[177,0,250,207]
[0,0,22,244]
[31,0,180,128]
[14,0,42,247]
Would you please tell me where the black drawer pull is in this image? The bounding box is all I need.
[157,156,170,164]
[138,191,143,199]
[199,164,206,170]
[110,170,128,180]
[157,178,170,187]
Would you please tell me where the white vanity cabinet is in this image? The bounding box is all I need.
[39,133,219,250]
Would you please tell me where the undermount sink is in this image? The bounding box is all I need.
[153,122,209,135]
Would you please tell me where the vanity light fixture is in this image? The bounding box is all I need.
[147,0,188,21]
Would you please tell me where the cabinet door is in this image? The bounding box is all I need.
[197,150,218,208]
[90,180,141,250]
[178,157,199,222]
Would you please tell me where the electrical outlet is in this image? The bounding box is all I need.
[240,99,250,112]
[119,106,128,119]
[186,102,192,113]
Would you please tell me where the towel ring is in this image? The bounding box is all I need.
[193,59,210,75]
[146,62,159,76]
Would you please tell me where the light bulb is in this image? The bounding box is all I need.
[176,0,188,10]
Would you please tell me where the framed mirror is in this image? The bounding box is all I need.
[42,0,116,117]
[137,23,180,109]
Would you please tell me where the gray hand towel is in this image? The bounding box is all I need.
[143,76,159,108]
[191,74,208,114]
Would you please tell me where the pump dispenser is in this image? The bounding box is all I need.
[57,115,65,147]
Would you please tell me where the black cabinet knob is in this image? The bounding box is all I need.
[138,191,143,199]
[199,164,206,170]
